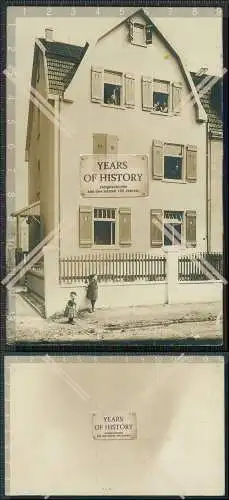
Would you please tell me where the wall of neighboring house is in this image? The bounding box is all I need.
[209,138,223,252]
[28,46,55,249]
[59,17,207,256]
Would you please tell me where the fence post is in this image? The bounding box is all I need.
[43,242,59,317]
[165,248,180,304]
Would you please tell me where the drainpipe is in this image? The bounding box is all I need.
[58,97,61,275]
[53,97,61,279]
[206,120,210,253]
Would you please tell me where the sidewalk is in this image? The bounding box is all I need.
[74,301,222,325]
[9,292,223,342]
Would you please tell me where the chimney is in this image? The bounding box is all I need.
[45,28,53,42]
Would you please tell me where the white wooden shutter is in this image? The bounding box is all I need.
[107,135,119,155]
[127,19,134,43]
[150,209,163,247]
[142,76,153,111]
[186,145,197,182]
[185,210,196,247]
[91,67,103,103]
[119,208,131,246]
[172,82,182,113]
[93,134,119,155]
[125,73,135,108]
[93,134,107,154]
[152,140,163,179]
[79,206,92,247]
[145,25,153,44]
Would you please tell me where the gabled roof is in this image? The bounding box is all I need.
[25,38,89,152]
[38,39,89,95]
[191,72,223,138]
[26,9,210,155]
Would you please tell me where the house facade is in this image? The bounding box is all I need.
[23,9,211,262]
[11,9,224,315]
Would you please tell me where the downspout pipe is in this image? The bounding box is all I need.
[53,97,61,281]
[206,119,210,253]
[58,97,61,278]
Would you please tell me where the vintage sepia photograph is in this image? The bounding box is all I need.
[5,355,225,496]
[5,6,225,342]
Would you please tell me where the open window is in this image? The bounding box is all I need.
[153,80,169,113]
[128,19,153,46]
[104,71,122,106]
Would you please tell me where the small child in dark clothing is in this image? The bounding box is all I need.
[86,274,98,312]
[64,291,77,324]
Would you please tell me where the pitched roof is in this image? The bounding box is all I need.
[96,8,206,123]
[39,39,89,95]
[191,72,223,138]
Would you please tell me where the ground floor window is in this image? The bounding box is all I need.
[93,208,116,245]
[163,210,184,246]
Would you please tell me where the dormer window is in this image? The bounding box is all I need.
[127,19,153,46]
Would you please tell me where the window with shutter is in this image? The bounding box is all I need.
[79,206,92,247]
[119,208,131,246]
[91,67,103,103]
[124,74,135,108]
[142,76,153,111]
[186,145,197,182]
[150,209,163,247]
[185,211,196,247]
[152,140,163,179]
[172,82,182,113]
[127,20,153,46]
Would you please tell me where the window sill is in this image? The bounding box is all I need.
[150,111,171,117]
[92,245,124,250]
[131,42,147,48]
[101,103,126,110]
[162,178,187,184]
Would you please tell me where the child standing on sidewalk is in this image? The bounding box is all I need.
[86,275,98,313]
[64,291,78,324]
